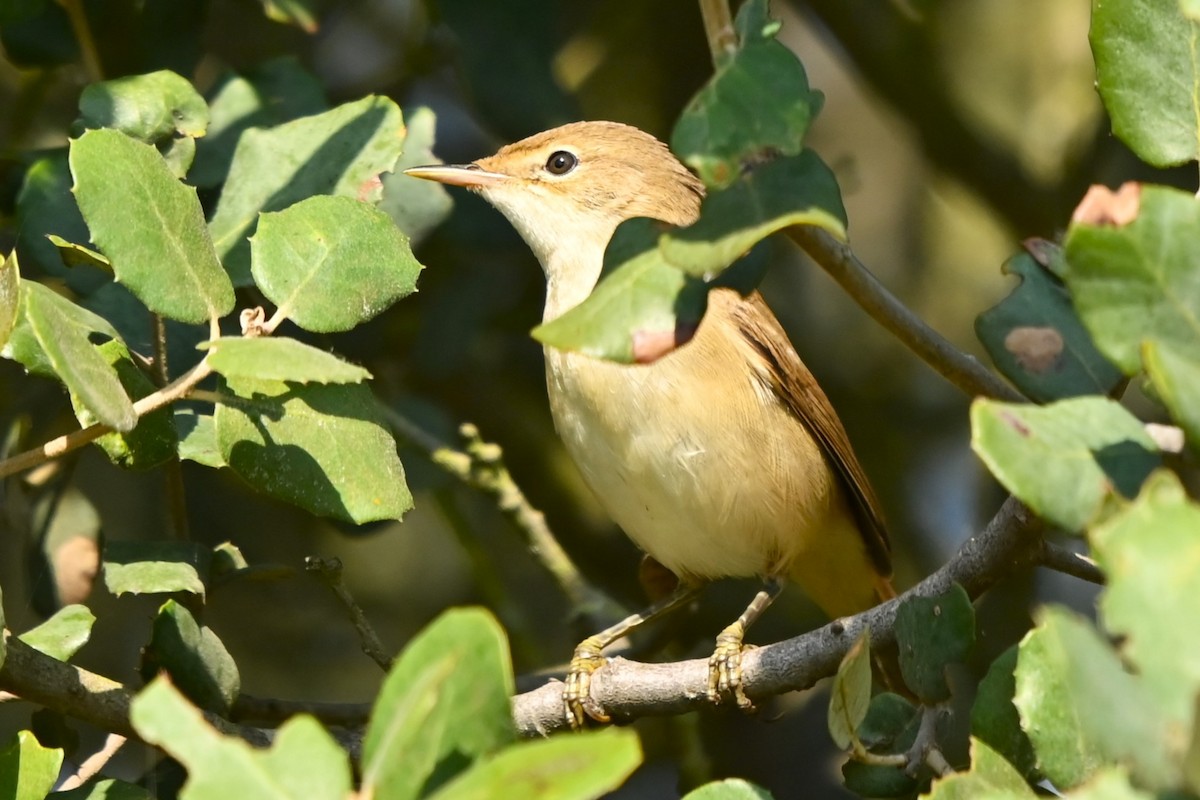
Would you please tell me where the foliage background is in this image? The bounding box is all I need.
[0,0,1186,796]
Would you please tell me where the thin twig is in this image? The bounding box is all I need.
[698,0,737,64]
[58,0,103,82]
[305,556,393,672]
[905,704,952,777]
[1038,541,1105,586]
[383,407,627,629]
[0,358,214,480]
[57,732,127,790]
[231,694,370,727]
[787,226,1024,402]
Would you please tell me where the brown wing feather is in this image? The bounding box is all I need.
[729,290,892,577]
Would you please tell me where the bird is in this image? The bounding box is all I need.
[405,121,894,728]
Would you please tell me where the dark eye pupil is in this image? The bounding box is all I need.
[546,151,577,175]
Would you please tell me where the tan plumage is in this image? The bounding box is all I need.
[406,121,893,722]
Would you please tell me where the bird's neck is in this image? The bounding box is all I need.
[539,238,609,323]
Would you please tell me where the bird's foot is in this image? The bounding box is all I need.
[563,636,612,729]
[707,621,756,711]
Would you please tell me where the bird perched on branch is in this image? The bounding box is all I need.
[406,121,894,728]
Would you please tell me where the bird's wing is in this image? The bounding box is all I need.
[726,289,892,577]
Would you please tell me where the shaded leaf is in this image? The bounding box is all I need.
[363,607,514,800]
[14,152,103,292]
[33,485,101,610]
[423,729,641,800]
[1014,607,1178,790]
[1091,0,1200,166]
[975,247,1122,402]
[18,604,95,661]
[1143,339,1200,451]
[191,58,327,189]
[214,376,411,523]
[208,95,404,284]
[250,195,422,332]
[894,584,974,703]
[672,0,823,189]
[174,409,225,468]
[143,600,239,715]
[0,250,19,351]
[46,235,111,272]
[203,337,371,384]
[828,627,872,750]
[77,70,209,142]
[1062,769,1155,800]
[0,0,77,69]
[682,779,774,800]
[381,106,454,246]
[856,693,918,751]
[1090,470,1200,718]
[1063,185,1200,375]
[103,540,210,597]
[0,730,64,800]
[131,678,351,800]
[924,737,1034,799]
[50,778,153,799]
[22,281,136,431]
[970,646,1037,780]
[70,129,234,324]
[74,339,178,470]
[970,397,1158,531]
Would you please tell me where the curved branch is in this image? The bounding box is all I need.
[512,496,1041,736]
[788,226,1024,401]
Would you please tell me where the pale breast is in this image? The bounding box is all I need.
[543,293,846,584]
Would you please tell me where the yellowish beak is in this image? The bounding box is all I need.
[403,164,509,188]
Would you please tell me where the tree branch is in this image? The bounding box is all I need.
[305,556,394,672]
[512,496,1041,735]
[787,226,1024,401]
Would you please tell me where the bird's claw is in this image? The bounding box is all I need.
[707,622,755,711]
[563,637,611,729]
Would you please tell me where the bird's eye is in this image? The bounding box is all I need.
[545,151,578,175]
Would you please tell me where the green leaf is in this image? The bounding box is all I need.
[1091,0,1200,167]
[259,0,320,32]
[682,779,774,800]
[131,678,352,800]
[18,605,95,661]
[893,584,974,703]
[14,152,105,293]
[532,219,708,362]
[46,235,111,272]
[250,195,422,332]
[533,151,845,362]
[1062,769,1155,800]
[970,646,1037,780]
[672,0,823,189]
[32,485,100,611]
[828,627,872,750]
[1143,339,1200,451]
[363,607,514,800]
[143,600,240,715]
[22,281,136,431]
[856,693,918,751]
[924,738,1034,800]
[1063,185,1200,375]
[0,730,64,800]
[0,249,19,352]
[50,777,154,799]
[103,540,210,598]
[381,106,454,246]
[970,396,1159,531]
[208,95,405,284]
[424,729,641,800]
[203,337,371,384]
[214,376,411,523]
[975,247,1123,402]
[174,409,226,468]
[1090,470,1200,718]
[74,339,178,470]
[77,70,209,142]
[191,58,327,189]
[70,129,234,324]
[1014,607,1179,790]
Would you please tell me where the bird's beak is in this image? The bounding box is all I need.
[403,163,509,188]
